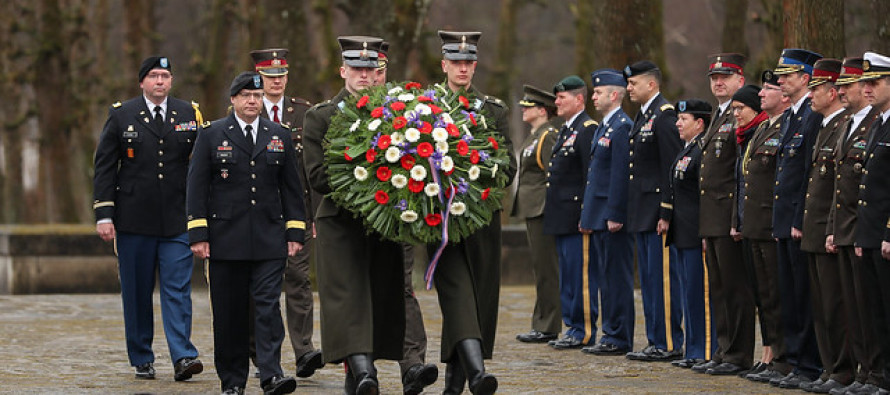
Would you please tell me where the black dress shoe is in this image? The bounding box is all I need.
[582,342,630,355]
[222,387,244,395]
[800,377,825,392]
[626,347,683,361]
[706,362,746,375]
[847,383,882,394]
[671,358,705,368]
[748,361,768,375]
[296,350,325,378]
[550,336,583,349]
[262,375,297,395]
[808,379,849,394]
[135,362,155,379]
[174,357,203,381]
[772,372,812,389]
[402,363,438,395]
[691,360,719,373]
[516,330,558,343]
[746,367,785,382]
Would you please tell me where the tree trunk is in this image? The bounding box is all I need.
[783,0,844,58]
[721,0,749,55]
[491,0,518,102]
[751,0,784,77]
[871,0,890,54]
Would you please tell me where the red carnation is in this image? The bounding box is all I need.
[376,166,392,182]
[416,142,434,158]
[366,148,376,163]
[401,154,416,170]
[420,122,432,134]
[424,213,442,227]
[370,107,384,118]
[457,140,469,156]
[357,95,370,108]
[429,104,443,114]
[417,96,432,102]
[488,137,499,150]
[377,134,392,150]
[481,188,490,200]
[345,146,353,161]
[445,168,455,175]
[470,150,480,164]
[459,95,470,109]
[444,186,455,199]
[408,179,425,193]
[391,101,406,111]
[375,190,390,204]
[393,116,408,130]
[446,123,460,137]
[405,82,422,90]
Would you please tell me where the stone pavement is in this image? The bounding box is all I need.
[0,286,773,394]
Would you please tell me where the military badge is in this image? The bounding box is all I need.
[220,168,229,179]
[127,148,135,158]
[641,118,654,132]
[217,140,233,151]
[522,141,536,157]
[718,123,733,133]
[267,136,285,152]
[562,131,577,147]
[597,137,611,147]
[854,162,863,172]
[160,57,169,68]
[765,138,780,147]
[676,156,692,172]
[853,140,867,150]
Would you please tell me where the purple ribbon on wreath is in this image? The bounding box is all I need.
[424,157,454,290]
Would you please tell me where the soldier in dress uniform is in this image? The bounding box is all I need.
[691,54,756,376]
[368,40,440,395]
[187,72,303,395]
[770,48,825,390]
[433,30,516,395]
[579,69,635,356]
[797,58,856,393]
[853,51,890,395]
[658,99,714,369]
[742,70,793,384]
[825,57,884,395]
[622,60,685,362]
[543,75,598,351]
[302,36,406,395]
[513,85,562,344]
[92,56,203,382]
[248,48,324,380]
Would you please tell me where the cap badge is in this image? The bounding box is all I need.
[678,101,687,112]
[272,51,278,57]
[160,57,168,68]
[864,60,871,71]
[624,66,631,75]
[459,35,467,53]
[272,59,281,66]
[253,74,261,88]
[595,77,600,83]
[714,61,723,68]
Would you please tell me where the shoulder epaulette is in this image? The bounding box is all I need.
[201,120,212,128]
[309,99,333,111]
[290,96,312,107]
[583,120,598,128]
[112,101,122,108]
[191,101,204,125]
[660,103,675,112]
[484,96,506,108]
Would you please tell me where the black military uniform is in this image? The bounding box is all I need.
[187,72,304,394]
[513,85,561,343]
[249,48,323,378]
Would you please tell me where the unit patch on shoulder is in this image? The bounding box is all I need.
[112,101,122,108]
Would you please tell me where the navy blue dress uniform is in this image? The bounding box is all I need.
[661,99,717,365]
[250,48,324,378]
[829,57,884,389]
[92,56,202,380]
[543,75,598,349]
[771,48,825,385]
[512,85,562,342]
[578,69,635,355]
[622,61,685,360]
[186,72,304,394]
[854,51,890,394]
[798,59,856,389]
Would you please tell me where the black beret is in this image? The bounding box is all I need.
[229,71,263,97]
[623,60,659,79]
[732,84,762,113]
[553,75,586,94]
[139,56,171,82]
[676,98,712,116]
[439,31,482,61]
[761,69,779,86]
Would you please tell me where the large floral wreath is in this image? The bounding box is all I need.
[324,81,511,246]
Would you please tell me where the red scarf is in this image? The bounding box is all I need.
[736,111,768,145]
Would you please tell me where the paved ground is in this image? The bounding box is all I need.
[0,286,775,394]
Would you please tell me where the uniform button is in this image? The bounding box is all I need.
[629,175,634,180]
[655,188,660,193]
[251,187,256,192]
[804,209,808,214]
[251,174,257,179]
[586,181,590,185]
[806,193,810,198]
[573,196,578,201]
[545,182,550,187]
[629,163,634,168]
[250,160,256,166]
[744,196,748,200]
[251,199,256,205]
[863,201,868,207]
[158,162,163,167]
[158,150,164,156]
[158,174,164,179]
[859,200,863,205]
[775,181,779,186]
[836,204,841,208]
[629,150,634,156]
[778,166,783,171]
[836,175,841,179]
[159,139,164,144]
[701,190,705,195]
[745,182,749,188]
[547,172,551,177]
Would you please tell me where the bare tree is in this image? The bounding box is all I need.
[783,0,844,58]
[722,0,750,55]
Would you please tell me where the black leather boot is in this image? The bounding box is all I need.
[456,339,497,395]
[345,354,378,395]
[442,359,466,395]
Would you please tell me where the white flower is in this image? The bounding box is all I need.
[450,202,466,216]
[468,165,480,181]
[405,128,421,142]
[385,146,402,162]
[436,141,449,154]
[441,156,454,172]
[349,119,361,132]
[354,166,368,181]
[424,183,440,197]
[398,93,416,102]
[400,210,418,223]
[391,174,408,189]
[388,86,403,95]
[404,110,418,120]
[490,163,498,177]
[432,128,448,142]
[368,119,382,131]
[441,113,454,124]
[414,104,431,115]
[391,132,405,145]
[410,165,427,181]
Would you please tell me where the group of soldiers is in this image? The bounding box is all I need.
[93,31,512,395]
[513,47,890,395]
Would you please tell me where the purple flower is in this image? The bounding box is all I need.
[478,151,490,162]
[434,118,446,128]
[423,89,437,101]
[395,199,408,211]
[370,132,381,148]
[457,178,469,194]
[461,134,474,142]
[384,95,394,103]
[383,107,393,120]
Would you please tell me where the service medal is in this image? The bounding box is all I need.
[220,168,229,179]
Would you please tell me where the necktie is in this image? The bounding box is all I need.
[244,125,254,150]
[153,105,164,131]
[271,105,280,124]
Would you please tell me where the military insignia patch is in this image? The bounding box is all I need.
[765,138,780,147]
[160,57,169,68]
[641,118,654,132]
[597,137,611,147]
[676,156,692,172]
[563,131,577,147]
[267,136,285,152]
[175,121,198,132]
[853,140,867,150]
